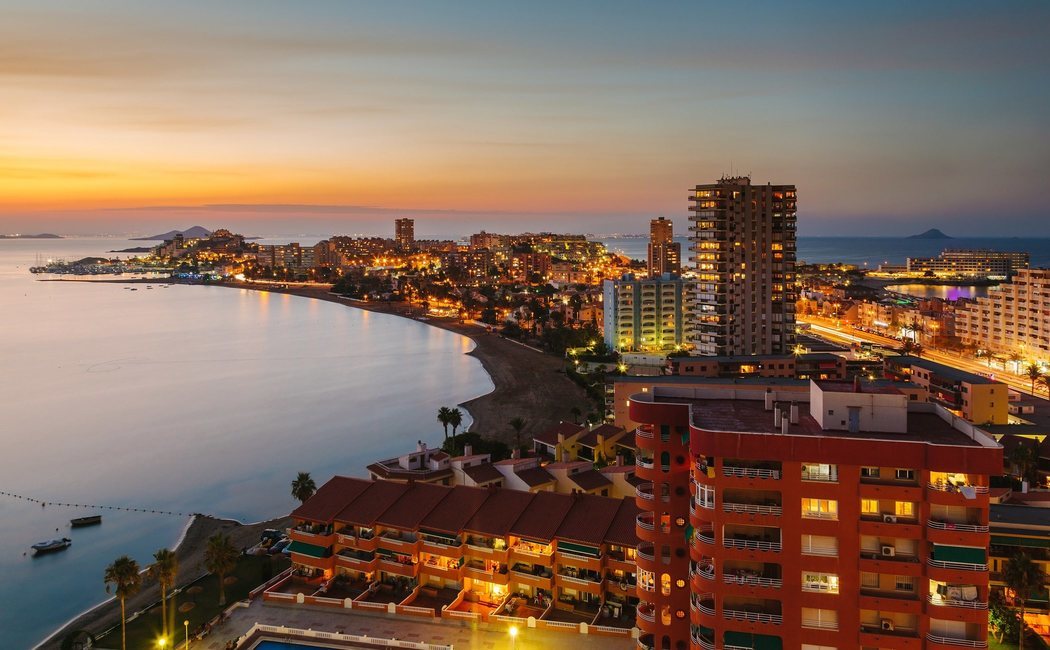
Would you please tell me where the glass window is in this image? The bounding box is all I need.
[895,501,915,517]
[861,499,879,515]
[895,469,915,481]
[802,498,838,520]
[894,576,916,592]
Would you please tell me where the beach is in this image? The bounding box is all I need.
[38,514,293,650]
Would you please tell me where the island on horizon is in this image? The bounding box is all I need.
[131,225,212,241]
[907,228,952,239]
[0,233,63,239]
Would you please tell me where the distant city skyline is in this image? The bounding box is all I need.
[1,1,1048,237]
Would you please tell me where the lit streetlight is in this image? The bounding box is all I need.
[509,626,518,650]
[184,620,189,650]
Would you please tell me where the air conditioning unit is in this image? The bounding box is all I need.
[881,619,895,632]
[880,545,896,557]
[883,514,897,524]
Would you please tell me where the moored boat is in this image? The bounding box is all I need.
[70,515,102,527]
[31,538,72,554]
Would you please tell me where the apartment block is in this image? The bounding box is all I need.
[629,380,1002,650]
[907,250,1029,279]
[689,176,797,356]
[668,353,846,381]
[884,355,1009,425]
[648,217,682,277]
[603,273,697,353]
[957,269,1050,364]
[395,218,415,249]
[285,478,640,633]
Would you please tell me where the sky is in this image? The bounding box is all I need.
[0,0,1048,238]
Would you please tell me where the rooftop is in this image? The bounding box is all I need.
[990,503,1050,529]
[334,480,410,526]
[886,355,998,385]
[568,469,613,492]
[461,463,504,485]
[291,476,372,524]
[555,493,624,546]
[533,422,586,446]
[464,488,536,536]
[375,482,449,530]
[420,485,490,534]
[516,466,556,487]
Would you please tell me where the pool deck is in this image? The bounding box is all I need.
[198,599,634,650]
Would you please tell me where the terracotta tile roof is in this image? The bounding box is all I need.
[578,424,625,448]
[599,465,636,475]
[420,485,491,534]
[625,473,645,488]
[334,480,410,526]
[462,463,504,485]
[366,461,454,482]
[604,498,641,547]
[509,491,575,542]
[465,489,536,537]
[533,422,585,446]
[554,493,622,546]
[615,430,636,449]
[569,469,613,492]
[544,461,591,471]
[376,482,451,530]
[516,466,556,487]
[291,476,372,524]
[494,458,532,466]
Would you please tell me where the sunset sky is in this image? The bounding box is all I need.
[1,1,1048,237]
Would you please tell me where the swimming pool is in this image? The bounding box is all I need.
[252,641,331,650]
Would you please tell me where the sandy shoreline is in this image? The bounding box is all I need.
[38,514,293,650]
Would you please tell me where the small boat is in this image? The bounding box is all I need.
[32,538,72,554]
[71,515,102,527]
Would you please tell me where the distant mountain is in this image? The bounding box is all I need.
[0,233,62,239]
[907,228,952,240]
[131,226,211,241]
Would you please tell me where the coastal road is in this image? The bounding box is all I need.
[799,316,1047,398]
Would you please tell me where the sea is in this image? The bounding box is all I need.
[0,237,493,649]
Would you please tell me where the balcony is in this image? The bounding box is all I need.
[927,519,989,534]
[723,570,781,589]
[723,604,782,625]
[927,593,987,610]
[927,557,987,572]
[636,482,655,501]
[723,536,781,552]
[691,593,716,616]
[721,464,781,480]
[925,633,988,648]
[695,526,715,545]
[723,501,782,517]
[637,601,656,623]
[637,512,655,532]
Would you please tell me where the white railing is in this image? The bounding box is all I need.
[697,498,716,511]
[724,574,781,588]
[636,513,655,531]
[801,510,838,520]
[801,468,838,483]
[242,624,453,650]
[696,529,715,544]
[927,482,989,494]
[541,619,580,629]
[925,632,988,647]
[692,631,715,650]
[723,608,782,625]
[696,564,715,580]
[636,427,654,439]
[722,466,780,480]
[637,457,655,470]
[927,557,987,571]
[636,483,655,501]
[590,624,630,636]
[927,520,989,533]
[636,604,655,622]
[637,545,655,562]
[558,573,602,586]
[723,537,781,552]
[691,596,716,616]
[723,502,782,516]
[927,594,988,610]
[800,583,838,594]
[353,601,388,611]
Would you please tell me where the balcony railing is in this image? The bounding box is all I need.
[692,630,715,650]
[925,633,988,647]
[721,465,780,480]
[927,594,988,610]
[723,573,781,588]
[927,519,989,533]
[636,482,655,501]
[723,502,782,516]
[691,594,716,616]
[723,537,781,552]
[636,427,654,440]
[801,510,838,520]
[636,513,655,532]
[696,528,715,545]
[723,608,782,625]
[637,543,655,562]
[927,557,987,572]
[927,482,989,494]
[636,602,655,623]
[695,564,715,580]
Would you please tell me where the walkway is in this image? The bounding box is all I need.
[199,599,634,650]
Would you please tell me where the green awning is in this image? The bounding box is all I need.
[724,632,782,650]
[288,541,330,558]
[933,545,986,564]
[992,535,1050,549]
[559,541,600,558]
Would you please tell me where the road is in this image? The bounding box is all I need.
[799,316,1047,399]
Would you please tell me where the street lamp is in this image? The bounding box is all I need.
[509,626,518,649]
[184,620,189,650]
[157,637,168,649]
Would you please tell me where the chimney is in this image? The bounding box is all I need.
[781,415,790,435]
[774,408,782,428]
[464,444,473,457]
[511,447,520,459]
[854,376,861,393]
[615,454,624,467]
[789,403,799,424]
[764,389,774,411]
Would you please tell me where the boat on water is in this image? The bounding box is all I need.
[31,538,71,555]
[70,515,102,527]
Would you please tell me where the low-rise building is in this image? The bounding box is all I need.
[668,352,846,380]
[884,355,1009,425]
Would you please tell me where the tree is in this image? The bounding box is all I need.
[1025,363,1044,395]
[1003,551,1048,650]
[448,408,463,435]
[1009,444,1037,485]
[509,417,526,450]
[104,556,142,650]
[570,407,582,424]
[437,406,453,441]
[204,533,239,606]
[149,548,178,641]
[1039,374,1050,395]
[989,590,1020,644]
[291,472,317,504]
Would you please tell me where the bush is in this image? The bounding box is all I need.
[441,432,511,461]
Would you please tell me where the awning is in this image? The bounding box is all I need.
[288,541,330,558]
[724,631,782,650]
[932,545,986,564]
[558,541,600,558]
[992,535,1050,550]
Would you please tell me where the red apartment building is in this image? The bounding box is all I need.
[630,380,1002,650]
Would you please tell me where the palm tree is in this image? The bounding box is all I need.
[437,406,453,440]
[448,408,463,436]
[1003,551,1047,650]
[104,556,142,650]
[204,533,239,606]
[149,548,178,641]
[1039,374,1050,395]
[1009,444,1036,485]
[570,406,582,424]
[509,417,526,451]
[1025,363,1043,395]
[291,472,317,504]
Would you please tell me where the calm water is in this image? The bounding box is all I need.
[0,239,492,649]
[886,284,990,300]
[599,236,1050,268]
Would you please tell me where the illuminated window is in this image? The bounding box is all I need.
[802,498,838,520]
[861,499,879,515]
[895,501,915,518]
